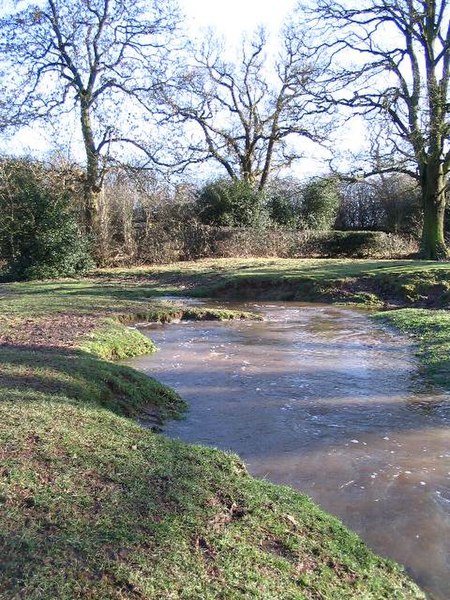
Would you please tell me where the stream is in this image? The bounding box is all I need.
[124,303,450,599]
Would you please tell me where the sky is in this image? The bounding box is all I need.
[179,0,298,37]
[2,0,298,150]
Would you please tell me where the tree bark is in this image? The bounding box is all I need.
[419,163,448,260]
[80,101,101,239]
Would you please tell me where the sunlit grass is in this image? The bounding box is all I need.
[97,258,450,306]
[376,309,450,390]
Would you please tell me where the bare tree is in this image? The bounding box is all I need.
[155,28,329,190]
[302,0,450,259]
[0,0,180,241]
[337,174,421,232]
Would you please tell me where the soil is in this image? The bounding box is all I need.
[0,314,98,349]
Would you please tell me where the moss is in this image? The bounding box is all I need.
[80,319,157,361]
[117,306,262,325]
[180,307,263,321]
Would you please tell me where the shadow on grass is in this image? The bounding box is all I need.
[6,283,177,300]
[0,337,427,597]
[0,344,184,419]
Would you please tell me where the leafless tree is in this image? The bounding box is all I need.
[154,28,330,190]
[301,0,450,259]
[0,0,180,241]
[337,174,421,232]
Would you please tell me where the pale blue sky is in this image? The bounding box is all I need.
[179,0,298,38]
[2,0,363,179]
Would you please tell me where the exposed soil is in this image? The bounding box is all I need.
[0,314,98,349]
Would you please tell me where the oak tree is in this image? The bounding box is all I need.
[0,0,180,241]
[156,28,329,190]
[303,0,450,258]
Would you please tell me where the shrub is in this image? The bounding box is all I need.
[196,179,266,227]
[0,158,94,280]
[165,228,416,261]
[122,224,418,266]
[265,178,303,228]
[336,174,422,235]
[318,231,390,257]
[301,176,341,230]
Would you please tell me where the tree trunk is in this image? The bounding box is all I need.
[419,163,448,260]
[80,101,101,238]
[83,177,101,236]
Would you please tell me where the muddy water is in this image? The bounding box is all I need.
[125,304,450,599]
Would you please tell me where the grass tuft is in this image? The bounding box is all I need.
[80,318,157,361]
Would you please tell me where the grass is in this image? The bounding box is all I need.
[79,319,158,361]
[1,388,424,599]
[97,258,450,307]
[2,258,447,598]
[0,277,260,353]
[375,309,450,390]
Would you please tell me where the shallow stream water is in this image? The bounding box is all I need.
[124,303,450,599]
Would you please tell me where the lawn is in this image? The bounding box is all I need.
[97,258,450,307]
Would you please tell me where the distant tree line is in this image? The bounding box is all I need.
[0,156,431,277]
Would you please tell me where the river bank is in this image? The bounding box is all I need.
[97,258,450,309]
[97,258,450,389]
[2,258,448,598]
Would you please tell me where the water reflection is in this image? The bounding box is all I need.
[124,304,450,599]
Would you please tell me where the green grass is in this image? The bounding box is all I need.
[0,278,261,320]
[79,319,157,361]
[0,343,185,421]
[375,309,450,390]
[1,259,449,318]
[97,258,450,307]
[1,394,424,599]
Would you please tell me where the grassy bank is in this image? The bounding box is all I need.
[95,259,450,393]
[375,309,450,390]
[0,277,260,351]
[97,258,450,308]
[0,269,427,598]
[0,396,424,599]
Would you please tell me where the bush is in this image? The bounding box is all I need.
[319,231,393,257]
[0,158,94,280]
[129,226,417,264]
[196,179,266,227]
[336,174,422,235]
[265,178,303,228]
[301,176,340,230]
[207,228,416,259]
